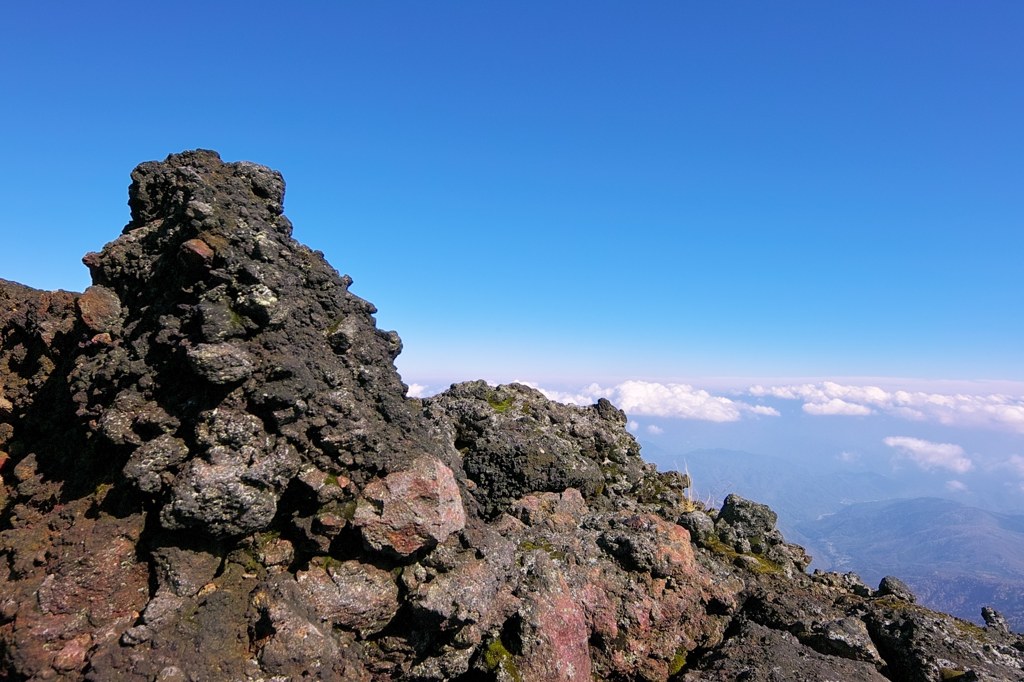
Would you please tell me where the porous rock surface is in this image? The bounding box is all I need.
[1,151,1022,681]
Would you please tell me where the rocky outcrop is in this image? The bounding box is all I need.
[1,150,1022,681]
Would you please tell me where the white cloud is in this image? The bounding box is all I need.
[516,380,612,406]
[802,399,873,416]
[646,424,664,435]
[946,480,968,492]
[883,436,974,474]
[999,454,1024,478]
[751,381,1024,432]
[613,381,743,421]
[627,420,640,432]
[510,380,778,423]
[406,383,430,398]
[837,451,860,463]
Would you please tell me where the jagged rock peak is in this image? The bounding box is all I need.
[127,149,286,225]
[70,151,449,537]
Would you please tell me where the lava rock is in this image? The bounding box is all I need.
[876,575,916,603]
[295,560,400,637]
[354,455,466,557]
[423,381,646,518]
[186,342,255,384]
[76,284,123,334]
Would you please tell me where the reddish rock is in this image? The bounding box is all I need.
[252,588,352,681]
[86,331,113,346]
[414,557,501,628]
[76,285,122,334]
[599,513,697,579]
[354,456,466,557]
[255,535,295,568]
[5,152,1024,681]
[52,633,92,672]
[1,507,148,680]
[512,488,587,531]
[516,554,592,681]
[180,238,215,267]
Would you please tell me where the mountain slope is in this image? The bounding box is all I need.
[798,497,1024,629]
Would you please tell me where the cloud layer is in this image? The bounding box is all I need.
[528,381,779,422]
[750,381,1024,432]
[535,378,1024,429]
[404,377,1024,432]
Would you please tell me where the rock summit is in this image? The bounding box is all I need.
[1,151,1022,680]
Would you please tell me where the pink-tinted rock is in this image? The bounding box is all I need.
[516,553,592,681]
[52,633,92,672]
[414,557,499,628]
[512,488,587,531]
[86,331,113,346]
[253,589,352,681]
[599,513,696,579]
[255,535,295,568]
[354,456,466,557]
[649,515,696,577]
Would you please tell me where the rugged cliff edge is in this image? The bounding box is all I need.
[1,150,1022,681]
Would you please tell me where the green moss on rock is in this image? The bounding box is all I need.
[486,393,516,413]
[481,638,523,682]
[668,649,687,676]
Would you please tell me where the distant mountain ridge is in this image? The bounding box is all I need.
[797,497,1024,630]
[678,448,1024,631]
[678,448,907,552]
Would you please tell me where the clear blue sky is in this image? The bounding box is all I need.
[2,2,1022,384]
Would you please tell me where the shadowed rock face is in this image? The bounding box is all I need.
[2,151,1023,680]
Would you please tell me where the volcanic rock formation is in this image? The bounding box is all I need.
[1,151,1022,680]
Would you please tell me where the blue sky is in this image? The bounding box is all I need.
[3,3,1024,474]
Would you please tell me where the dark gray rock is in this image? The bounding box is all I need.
[811,569,873,597]
[682,620,889,681]
[678,510,717,546]
[876,575,916,603]
[159,408,300,537]
[123,434,189,494]
[715,493,811,574]
[186,342,255,384]
[423,381,608,518]
[716,493,782,552]
[982,606,1010,633]
[864,597,1024,681]
[741,575,883,665]
[423,381,690,520]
